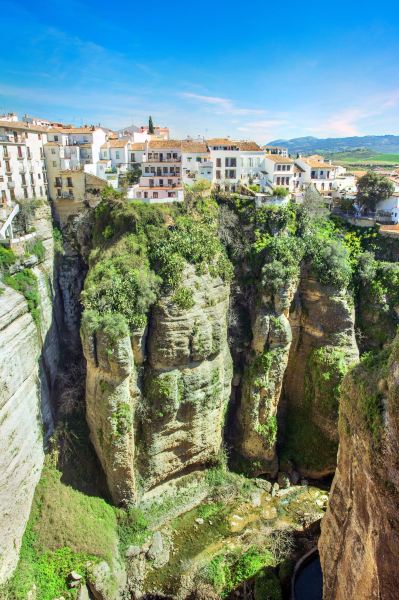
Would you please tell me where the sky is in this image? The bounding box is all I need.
[1,0,399,142]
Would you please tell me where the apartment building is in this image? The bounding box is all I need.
[130,140,183,203]
[207,139,264,191]
[0,118,48,209]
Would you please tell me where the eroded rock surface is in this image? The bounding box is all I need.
[319,336,399,600]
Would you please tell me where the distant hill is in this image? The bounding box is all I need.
[267,135,399,155]
[117,124,140,135]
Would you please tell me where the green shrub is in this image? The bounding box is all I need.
[256,415,277,448]
[172,286,195,310]
[0,245,16,270]
[26,239,45,262]
[4,269,40,326]
[116,507,149,553]
[254,567,282,600]
[53,228,64,255]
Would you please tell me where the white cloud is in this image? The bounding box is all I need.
[180,92,266,116]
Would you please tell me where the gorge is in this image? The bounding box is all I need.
[0,189,398,600]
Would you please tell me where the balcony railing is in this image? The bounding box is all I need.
[143,156,181,163]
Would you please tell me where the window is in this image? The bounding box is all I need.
[277,164,282,171]
[276,177,280,185]
[144,192,148,198]
[216,158,221,168]
[225,157,237,167]
[38,134,42,140]
[40,186,43,196]
[168,191,176,198]
[225,169,236,179]
[187,157,192,162]
[131,153,135,162]
[21,174,26,186]
[3,146,8,157]
[311,171,316,178]
[216,170,221,179]
[53,161,57,167]
[27,147,31,159]
[116,151,120,159]
[17,146,23,158]
[57,188,61,197]
[23,188,28,198]
[30,174,34,185]
[286,177,290,185]
[196,156,201,162]
[153,192,158,198]
[5,160,11,172]
[38,173,41,179]
[159,179,164,187]
[145,167,149,173]
[163,167,168,174]
[54,136,59,142]
[67,177,73,187]
[55,177,62,187]
[51,149,56,154]
[10,190,16,201]
[1,190,6,204]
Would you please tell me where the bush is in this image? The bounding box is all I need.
[53,228,64,255]
[254,567,282,600]
[116,507,149,553]
[4,269,40,326]
[26,239,45,262]
[172,286,195,310]
[0,245,16,270]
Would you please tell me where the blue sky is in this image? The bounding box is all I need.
[1,0,399,142]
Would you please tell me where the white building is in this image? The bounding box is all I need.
[261,155,295,191]
[181,141,211,184]
[0,118,48,209]
[206,139,264,191]
[263,145,288,158]
[296,155,337,194]
[130,140,183,203]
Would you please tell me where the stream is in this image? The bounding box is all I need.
[293,552,323,600]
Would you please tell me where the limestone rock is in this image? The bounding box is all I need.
[319,335,399,600]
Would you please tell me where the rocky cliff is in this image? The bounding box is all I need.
[0,201,59,584]
[281,266,359,478]
[319,335,399,600]
[82,263,232,504]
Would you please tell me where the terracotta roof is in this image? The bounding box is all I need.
[264,154,294,164]
[206,138,239,147]
[130,143,145,151]
[304,160,336,169]
[101,139,129,149]
[181,141,208,153]
[237,141,262,151]
[148,139,182,149]
[49,126,99,134]
[294,165,305,173]
[0,119,48,132]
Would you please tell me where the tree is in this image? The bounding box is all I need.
[148,116,154,134]
[356,172,394,212]
[302,184,328,219]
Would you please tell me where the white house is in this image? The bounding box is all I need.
[181,140,211,184]
[376,194,399,224]
[206,138,264,191]
[0,118,48,208]
[262,155,295,191]
[296,155,337,194]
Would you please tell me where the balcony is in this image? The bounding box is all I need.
[143,155,181,163]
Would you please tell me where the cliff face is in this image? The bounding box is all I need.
[238,273,296,475]
[281,266,359,477]
[82,265,232,504]
[0,201,59,583]
[319,336,399,600]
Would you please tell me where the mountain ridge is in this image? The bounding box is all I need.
[267,134,399,154]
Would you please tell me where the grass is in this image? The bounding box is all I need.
[326,149,399,166]
[4,268,41,326]
[0,457,119,600]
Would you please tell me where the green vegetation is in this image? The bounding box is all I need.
[254,567,283,600]
[326,149,399,166]
[256,415,278,448]
[172,286,195,310]
[116,507,149,553]
[0,457,118,600]
[356,171,395,211]
[0,245,16,270]
[82,191,232,343]
[148,115,154,135]
[4,269,40,326]
[53,227,64,255]
[306,347,349,419]
[25,239,45,262]
[203,546,274,597]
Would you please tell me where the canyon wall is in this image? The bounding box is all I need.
[0,201,59,583]
[319,335,399,600]
[82,264,232,504]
